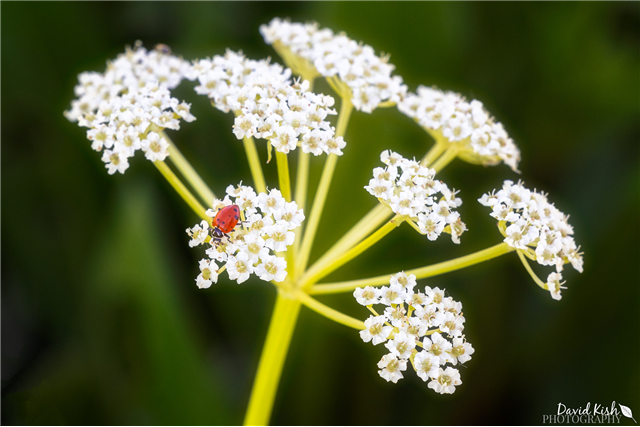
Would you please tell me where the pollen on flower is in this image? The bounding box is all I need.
[354,273,473,393]
[398,86,521,172]
[365,150,467,244]
[65,42,196,174]
[187,184,304,286]
[479,180,583,299]
[260,18,407,113]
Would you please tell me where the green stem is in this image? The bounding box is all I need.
[308,242,515,295]
[294,150,310,212]
[516,250,548,290]
[295,98,353,278]
[296,291,365,330]
[291,150,310,279]
[300,216,403,290]
[154,161,209,222]
[276,151,292,202]
[420,141,448,167]
[244,292,301,426]
[431,146,459,173]
[243,136,267,194]
[162,131,217,204]
[307,204,392,283]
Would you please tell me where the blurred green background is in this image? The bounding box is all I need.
[3,2,639,425]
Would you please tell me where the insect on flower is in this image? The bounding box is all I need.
[210,204,241,243]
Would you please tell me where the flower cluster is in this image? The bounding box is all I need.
[260,18,407,113]
[186,184,304,287]
[355,273,474,394]
[64,42,196,174]
[398,86,521,172]
[479,180,583,300]
[365,150,467,243]
[191,50,345,156]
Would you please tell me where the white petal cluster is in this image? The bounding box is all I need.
[186,184,304,286]
[365,150,467,244]
[398,86,521,172]
[260,18,407,113]
[64,42,196,174]
[355,272,473,393]
[191,50,345,156]
[479,180,583,300]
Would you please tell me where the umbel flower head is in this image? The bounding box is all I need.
[260,18,407,113]
[191,50,345,156]
[186,184,304,286]
[64,42,196,174]
[365,150,467,243]
[398,86,521,172]
[355,272,474,393]
[479,179,584,300]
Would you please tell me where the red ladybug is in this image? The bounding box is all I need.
[210,204,241,242]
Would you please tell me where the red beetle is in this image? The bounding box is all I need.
[210,204,240,242]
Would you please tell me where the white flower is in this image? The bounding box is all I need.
[263,223,295,252]
[390,272,417,292]
[273,201,305,230]
[256,189,286,215]
[354,286,380,306]
[196,259,218,289]
[187,184,303,287]
[479,180,583,293]
[384,331,416,360]
[547,272,565,301]
[66,43,196,173]
[255,254,287,282]
[398,86,520,172]
[101,149,130,175]
[428,367,462,394]
[423,333,454,364]
[190,49,345,157]
[360,316,392,345]
[377,353,407,383]
[226,251,253,284]
[379,286,404,306]
[260,18,407,113]
[413,351,441,382]
[142,131,169,162]
[355,273,473,393]
[186,220,210,247]
[449,337,475,365]
[366,150,466,243]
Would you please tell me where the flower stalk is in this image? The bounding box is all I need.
[243,136,267,194]
[154,161,209,222]
[295,98,353,277]
[308,242,515,295]
[162,131,217,204]
[244,292,301,426]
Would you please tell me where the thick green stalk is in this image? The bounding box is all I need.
[420,142,449,167]
[308,242,515,295]
[300,216,402,290]
[244,292,301,426]
[243,136,267,194]
[154,161,209,222]
[431,146,459,172]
